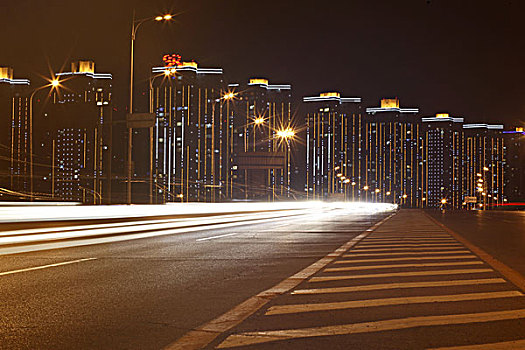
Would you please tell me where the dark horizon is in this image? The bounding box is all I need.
[1,0,524,126]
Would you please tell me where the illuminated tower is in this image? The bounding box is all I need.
[503,127,525,203]
[462,123,505,210]
[40,60,112,203]
[150,60,226,202]
[365,98,423,207]
[422,113,464,208]
[0,67,31,198]
[231,78,293,200]
[304,92,362,200]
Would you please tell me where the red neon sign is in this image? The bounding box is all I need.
[163,54,182,67]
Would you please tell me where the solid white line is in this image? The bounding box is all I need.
[352,247,466,252]
[217,309,525,348]
[428,339,525,350]
[0,258,96,276]
[266,291,523,315]
[291,278,507,295]
[344,251,472,257]
[325,261,484,272]
[309,269,494,282]
[196,233,239,241]
[357,244,463,248]
[334,255,477,264]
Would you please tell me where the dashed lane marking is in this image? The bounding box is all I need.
[334,255,477,264]
[291,278,507,295]
[217,309,525,348]
[309,268,494,282]
[265,290,523,315]
[428,339,525,350]
[0,258,97,276]
[324,261,484,272]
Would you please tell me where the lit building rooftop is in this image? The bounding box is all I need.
[303,91,361,103]
[248,78,291,90]
[56,60,112,80]
[422,113,464,123]
[0,67,30,85]
[463,123,504,130]
[366,98,418,114]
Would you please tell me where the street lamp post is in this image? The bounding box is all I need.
[276,127,295,199]
[28,79,60,201]
[127,12,173,205]
[147,70,176,203]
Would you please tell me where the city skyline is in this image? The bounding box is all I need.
[1,0,525,126]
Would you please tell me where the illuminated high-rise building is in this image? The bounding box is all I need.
[231,78,293,200]
[150,60,227,202]
[304,92,362,200]
[365,98,423,207]
[39,60,112,203]
[0,67,31,198]
[503,127,525,203]
[421,113,464,208]
[461,123,505,209]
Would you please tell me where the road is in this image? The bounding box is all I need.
[428,210,525,277]
[0,204,389,349]
[1,207,524,349]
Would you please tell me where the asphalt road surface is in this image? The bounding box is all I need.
[201,210,525,350]
[0,206,387,349]
[428,210,525,277]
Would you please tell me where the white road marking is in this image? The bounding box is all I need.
[217,309,525,348]
[344,251,472,257]
[428,339,525,350]
[352,247,466,252]
[266,291,523,315]
[334,255,477,264]
[0,258,96,276]
[325,261,484,272]
[196,233,239,241]
[163,212,397,349]
[356,243,463,248]
[291,278,507,295]
[309,269,494,282]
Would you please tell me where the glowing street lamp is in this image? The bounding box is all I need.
[375,189,380,193]
[128,12,174,204]
[276,128,295,140]
[28,77,62,199]
[254,117,265,125]
[223,92,236,100]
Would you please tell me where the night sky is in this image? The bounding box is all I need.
[1,0,524,126]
